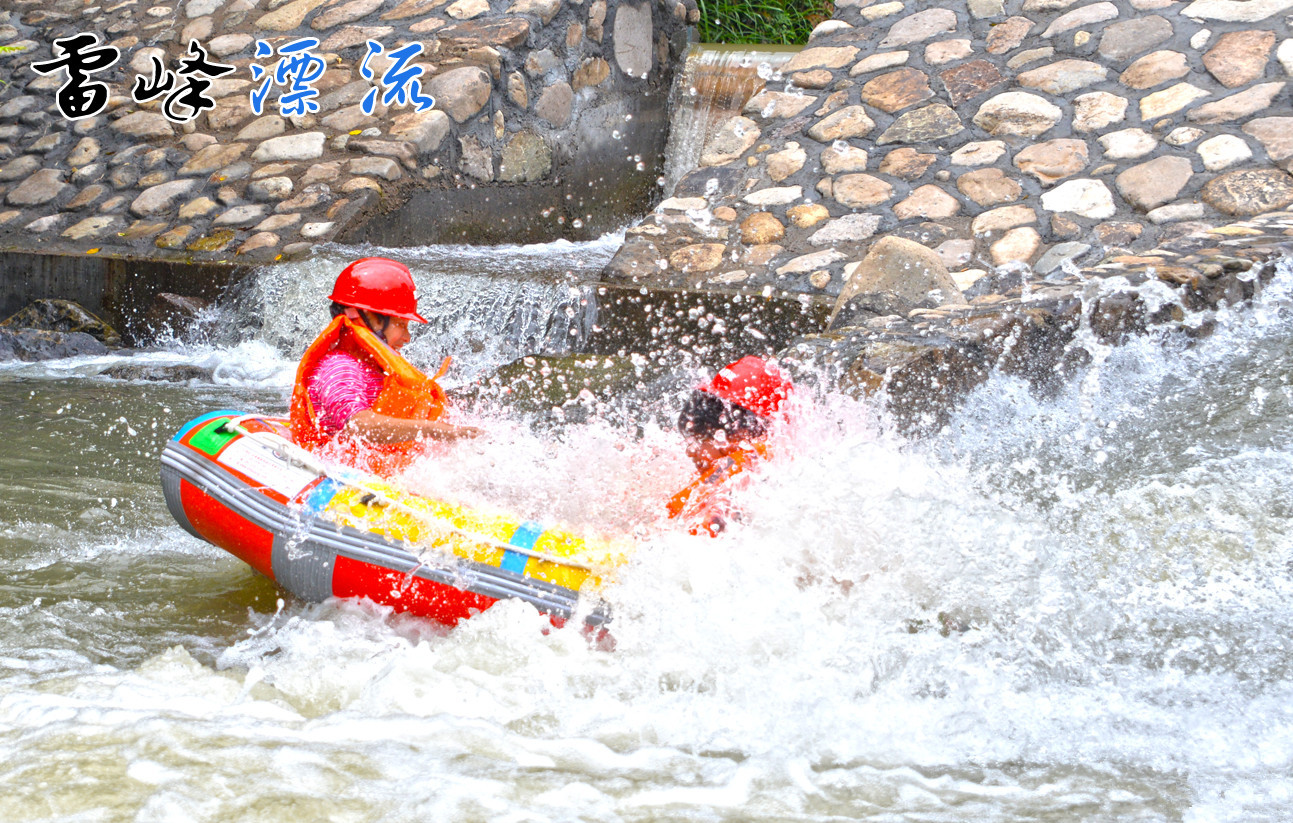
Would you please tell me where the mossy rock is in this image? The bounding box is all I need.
[1,299,121,346]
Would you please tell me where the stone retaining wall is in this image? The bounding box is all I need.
[605,0,1293,299]
[0,0,689,261]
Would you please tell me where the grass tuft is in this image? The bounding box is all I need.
[696,0,835,45]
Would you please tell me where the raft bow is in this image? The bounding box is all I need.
[160,411,621,627]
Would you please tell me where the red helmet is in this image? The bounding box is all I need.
[698,356,793,419]
[329,257,427,322]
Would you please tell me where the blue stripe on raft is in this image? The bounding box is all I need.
[302,478,341,516]
[501,521,545,575]
[172,410,246,441]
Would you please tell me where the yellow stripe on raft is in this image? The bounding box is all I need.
[321,481,629,592]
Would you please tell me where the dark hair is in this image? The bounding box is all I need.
[677,389,769,442]
[329,302,348,318]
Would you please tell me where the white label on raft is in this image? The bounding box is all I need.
[219,438,318,499]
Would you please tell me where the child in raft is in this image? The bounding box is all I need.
[666,355,795,536]
[290,257,481,469]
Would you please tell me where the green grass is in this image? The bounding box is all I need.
[696,0,835,45]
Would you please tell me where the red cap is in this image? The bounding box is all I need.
[329,257,427,322]
[698,356,793,419]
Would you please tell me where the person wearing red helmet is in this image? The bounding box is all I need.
[289,257,480,464]
[666,355,794,536]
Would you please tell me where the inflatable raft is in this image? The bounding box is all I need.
[161,411,622,628]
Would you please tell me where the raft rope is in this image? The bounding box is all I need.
[217,415,602,573]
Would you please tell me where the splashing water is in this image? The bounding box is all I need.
[1,255,1293,820]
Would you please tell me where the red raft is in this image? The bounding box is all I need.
[161,410,618,628]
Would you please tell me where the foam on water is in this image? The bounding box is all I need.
[3,258,1293,820]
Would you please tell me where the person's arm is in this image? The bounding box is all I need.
[343,409,484,443]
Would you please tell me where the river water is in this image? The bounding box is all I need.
[1,233,1291,820]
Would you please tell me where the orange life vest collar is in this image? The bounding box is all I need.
[289,314,450,451]
[666,441,770,532]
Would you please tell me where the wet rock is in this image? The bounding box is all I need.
[861,68,934,113]
[957,168,1022,206]
[850,51,910,76]
[179,143,246,176]
[257,0,329,31]
[1115,155,1193,212]
[67,185,108,210]
[740,212,786,244]
[744,185,803,206]
[1098,16,1174,62]
[701,116,760,166]
[499,131,552,182]
[112,112,174,139]
[1242,117,1293,162]
[1042,2,1119,38]
[8,169,68,206]
[1147,202,1207,223]
[788,203,831,228]
[2,299,120,345]
[807,106,876,142]
[1099,128,1158,159]
[973,92,1062,137]
[766,144,807,181]
[1120,50,1190,89]
[833,174,894,208]
[573,57,611,89]
[879,148,937,180]
[0,328,108,361]
[61,215,121,240]
[130,179,198,217]
[1018,60,1108,95]
[784,46,859,72]
[1139,83,1210,120]
[251,132,326,163]
[67,138,100,167]
[155,226,195,248]
[950,140,1006,166]
[1181,0,1293,24]
[878,8,957,48]
[669,243,725,272]
[387,109,451,157]
[990,226,1042,265]
[535,81,572,126]
[1203,29,1276,87]
[777,249,845,275]
[248,177,294,201]
[894,185,961,219]
[1187,82,1285,124]
[142,292,209,340]
[102,364,213,382]
[986,16,1033,53]
[613,0,653,78]
[876,104,963,144]
[1072,92,1128,131]
[1035,241,1092,274]
[820,145,869,175]
[429,67,492,123]
[1200,168,1293,215]
[1198,134,1253,170]
[925,39,973,65]
[1041,178,1116,218]
[744,90,816,119]
[213,204,267,226]
[235,116,287,142]
[0,155,40,182]
[808,214,883,245]
[1014,138,1089,185]
[830,235,965,327]
[938,60,1007,106]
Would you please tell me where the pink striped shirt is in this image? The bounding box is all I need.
[306,350,384,435]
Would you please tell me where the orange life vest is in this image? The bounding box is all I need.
[289,314,450,460]
[666,442,769,537]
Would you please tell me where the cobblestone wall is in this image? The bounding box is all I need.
[0,0,690,262]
